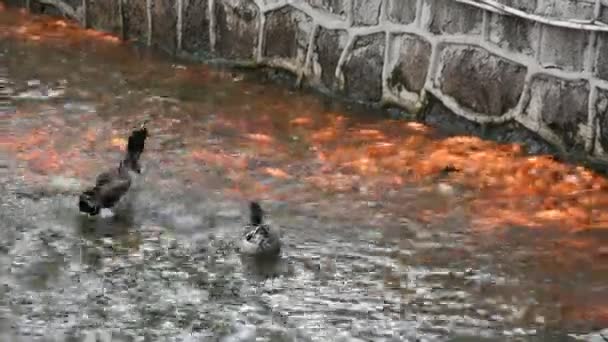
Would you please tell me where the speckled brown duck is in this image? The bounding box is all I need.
[238,202,281,257]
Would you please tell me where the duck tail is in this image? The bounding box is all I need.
[249,201,264,226]
[123,123,149,172]
[78,188,100,215]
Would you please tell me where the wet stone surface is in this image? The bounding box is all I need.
[438,46,527,117]
[61,0,81,11]
[311,27,347,91]
[123,0,148,43]
[488,14,539,57]
[88,0,121,34]
[495,0,537,12]
[388,33,432,94]
[152,0,177,55]
[596,33,608,82]
[387,0,418,25]
[215,0,260,60]
[539,26,588,72]
[29,1,64,17]
[422,0,483,35]
[3,0,26,8]
[596,89,608,152]
[423,95,557,155]
[182,0,210,56]
[526,75,589,151]
[352,0,382,26]
[536,0,595,20]
[263,6,313,67]
[304,0,348,19]
[343,33,385,102]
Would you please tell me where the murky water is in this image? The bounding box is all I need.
[2,7,608,342]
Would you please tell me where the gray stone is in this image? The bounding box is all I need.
[539,26,588,72]
[343,33,385,102]
[182,0,210,55]
[601,5,608,24]
[536,0,594,20]
[388,33,432,93]
[489,13,539,57]
[29,1,64,16]
[495,0,537,12]
[387,0,418,25]
[30,0,80,16]
[305,0,348,19]
[62,0,80,10]
[264,6,313,67]
[526,75,589,150]
[215,0,260,60]
[422,0,483,35]
[123,0,148,43]
[3,0,26,8]
[311,28,348,91]
[152,0,177,54]
[88,0,121,34]
[596,88,608,152]
[352,0,382,26]
[596,33,608,82]
[438,46,527,116]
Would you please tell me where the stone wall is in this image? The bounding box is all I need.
[8,0,608,160]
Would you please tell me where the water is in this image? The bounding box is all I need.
[1,7,608,342]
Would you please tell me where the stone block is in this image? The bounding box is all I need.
[215,0,260,60]
[597,88,608,152]
[539,26,588,72]
[258,0,283,5]
[29,1,64,16]
[596,33,608,81]
[536,0,594,20]
[352,0,382,26]
[600,5,608,24]
[438,46,527,116]
[152,0,177,54]
[305,0,348,19]
[311,28,348,91]
[182,0,210,55]
[495,0,537,12]
[421,0,483,35]
[387,0,417,25]
[387,33,432,94]
[264,7,313,67]
[31,0,80,15]
[424,96,555,155]
[3,0,26,8]
[489,13,539,57]
[62,0,80,10]
[343,33,385,102]
[525,75,590,150]
[123,0,147,43]
[88,0,121,34]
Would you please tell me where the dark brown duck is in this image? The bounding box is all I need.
[78,124,149,216]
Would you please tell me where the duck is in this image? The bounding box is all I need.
[238,201,281,257]
[78,123,149,216]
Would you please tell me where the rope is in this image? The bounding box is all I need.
[455,0,608,32]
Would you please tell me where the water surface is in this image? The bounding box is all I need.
[1,7,608,342]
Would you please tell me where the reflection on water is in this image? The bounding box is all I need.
[1,5,608,341]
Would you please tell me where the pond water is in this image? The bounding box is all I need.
[1,6,608,342]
